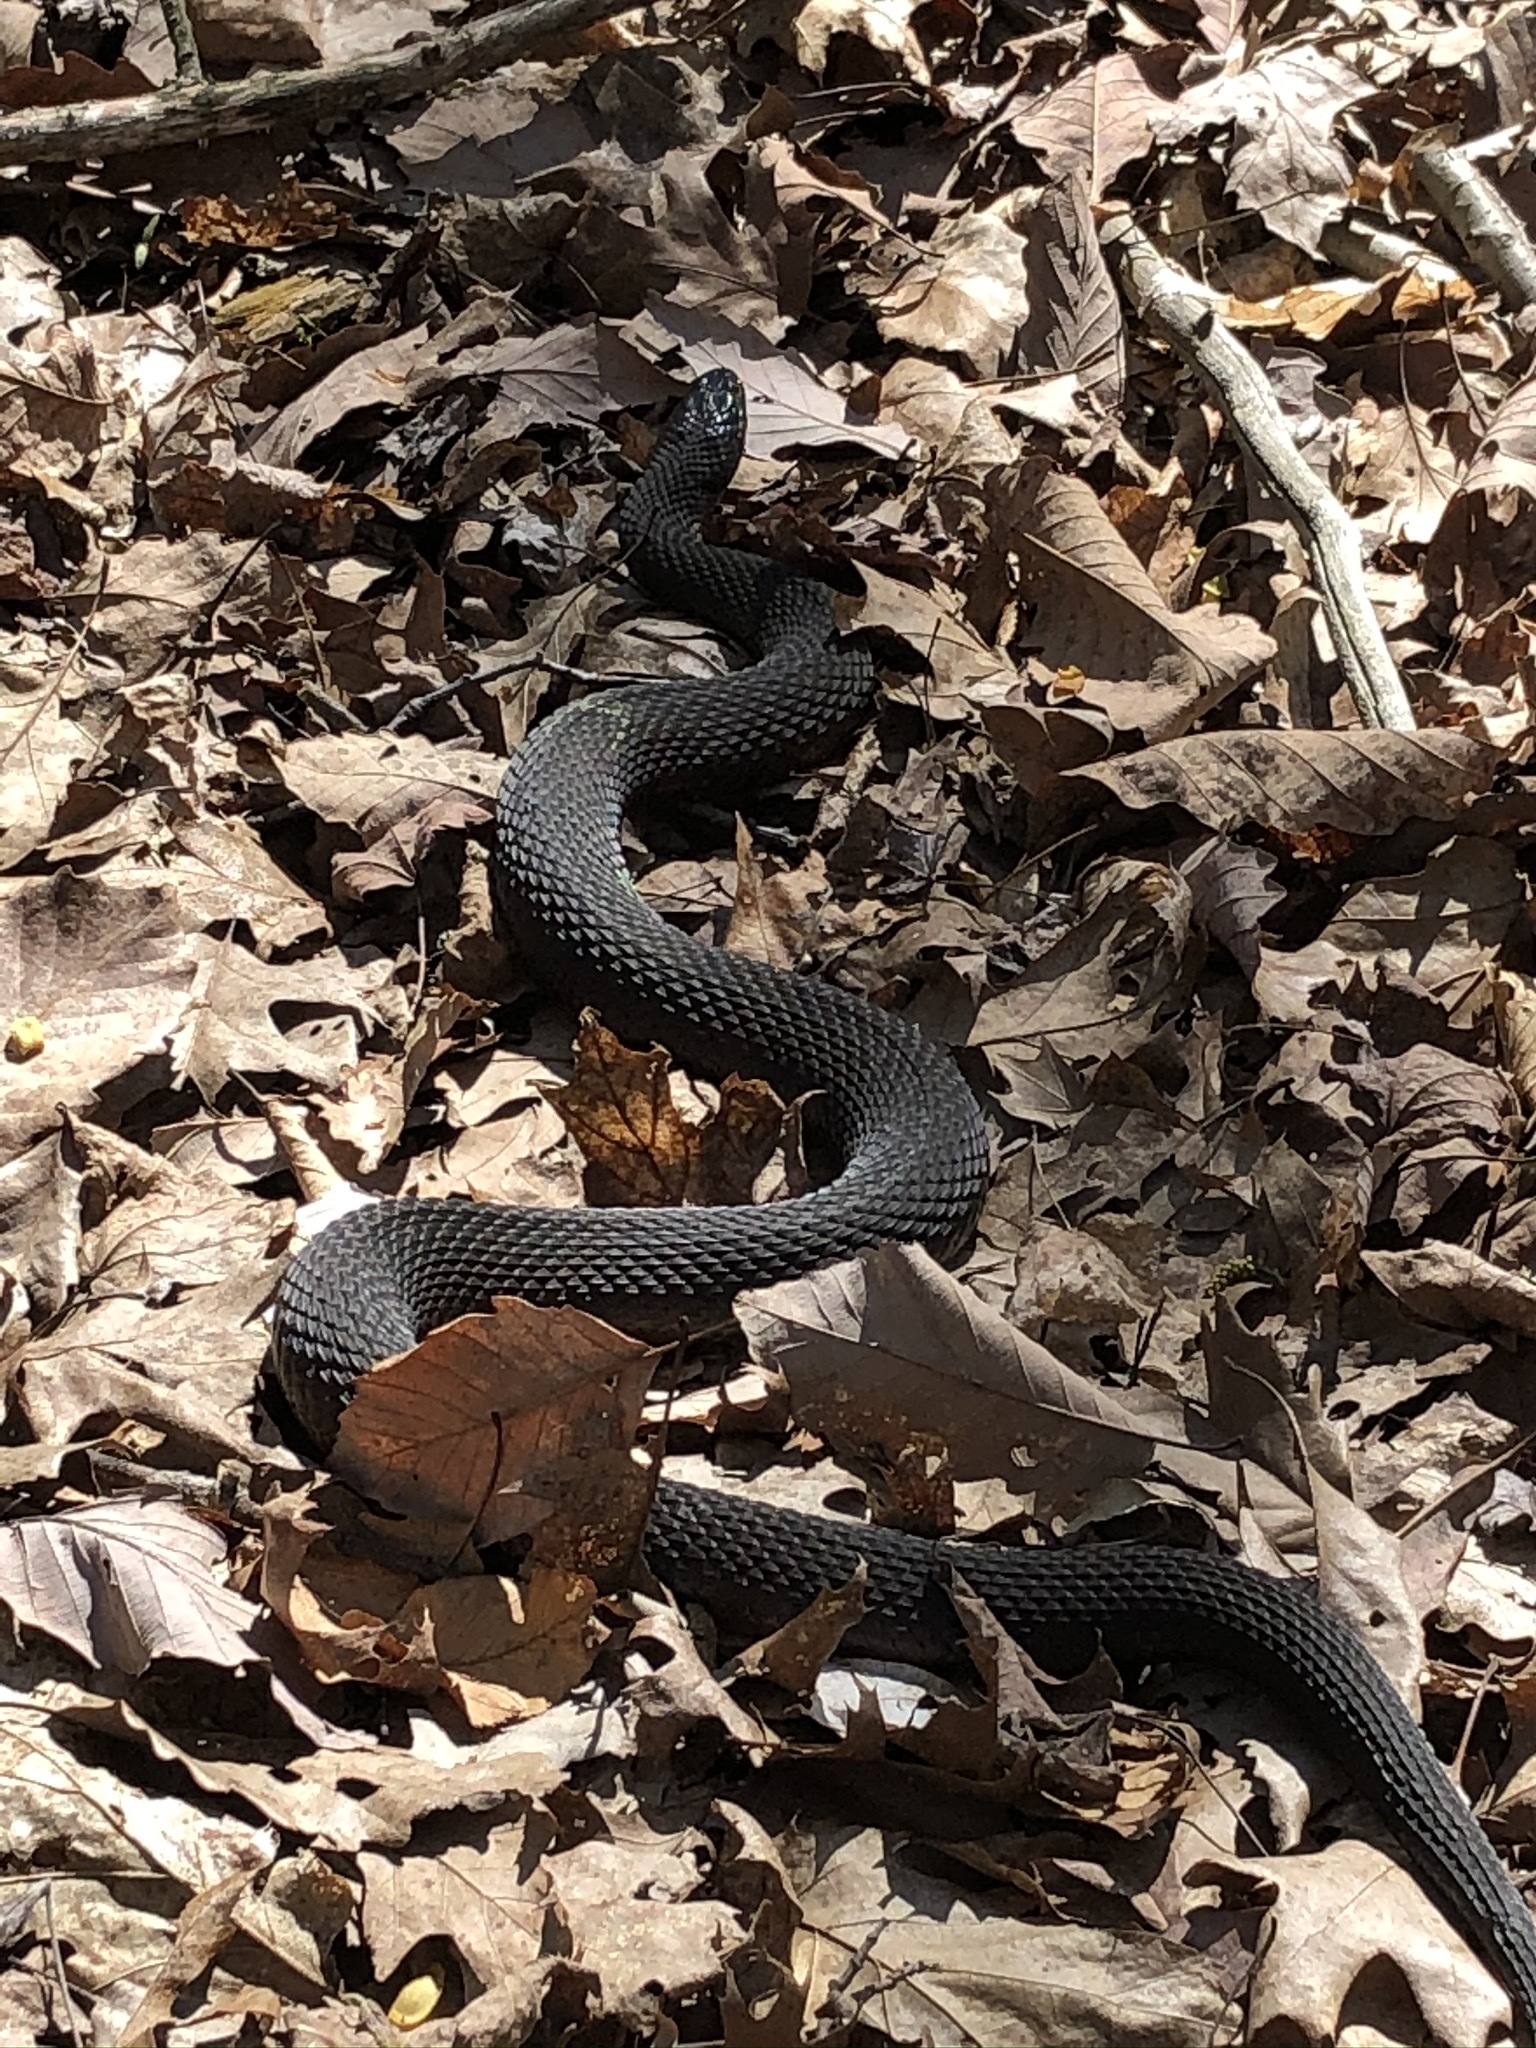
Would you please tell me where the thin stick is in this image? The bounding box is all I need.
[43,1884,84,2048]
[1100,213,1415,732]
[0,0,635,166]
[157,0,204,84]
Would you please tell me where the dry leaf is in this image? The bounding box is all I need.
[0,1495,260,1676]
[547,1011,784,1209]
[332,1291,658,1562]
[737,1244,1184,1520]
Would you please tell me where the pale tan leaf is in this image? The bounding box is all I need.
[359,1815,547,1986]
[171,935,397,1097]
[0,1495,260,1676]
[542,1823,745,2017]
[271,729,500,902]
[0,688,88,870]
[994,464,1274,742]
[0,869,199,1167]
[1454,357,1536,515]
[1152,47,1370,251]
[1066,728,1500,838]
[1188,1839,1510,2043]
[1007,52,1172,197]
[787,1825,1236,2043]
[1363,1242,1536,1338]
[870,190,1037,380]
[856,562,1017,719]
[792,0,932,84]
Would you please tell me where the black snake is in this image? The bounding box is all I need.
[271,368,1536,2037]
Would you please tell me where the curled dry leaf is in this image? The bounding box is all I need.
[969,1217,1157,1338]
[114,1866,260,2047]
[1442,354,1536,523]
[791,0,935,85]
[0,1691,277,1896]
[1309,1468,1425,1708]
[622,1600,780,1764]
[418,1570,607,1729]
[172,934,399,1099]
[726,1562,869,1695]
[869,191,1051,384]
[548,1010,784,1208]
[1358,1042,1515,1234]
[260,1486,605,1728]
[856,560,1017,719]
[725,817,825,973]
[1494,969,1536,1116]
[0,690,88,867]
[1345,393,1463,549]
[1007,52,1174,195]
[1440,1541,1536,1658]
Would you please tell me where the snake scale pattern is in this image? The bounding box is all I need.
[271,368,1536,2037]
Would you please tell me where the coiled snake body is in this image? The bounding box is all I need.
[272,370,1536,2035]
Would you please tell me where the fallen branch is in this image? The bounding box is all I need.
[1409,138,1536,318]
[0,0,634,166]
[1317,212,1467,291]
[1100,212,1415,733]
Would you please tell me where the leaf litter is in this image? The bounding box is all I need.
[0,0,1532,2042]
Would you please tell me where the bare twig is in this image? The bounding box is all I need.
[157,0,204,84]
[384,652,639,733]
[1410,139,1536,318]
[1100,213,1416,732]
[43,1883,84,2048]
[0,0,636,166]
[1451,1656,1502,1786]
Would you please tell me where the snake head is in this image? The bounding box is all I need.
[661,367,748,480]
